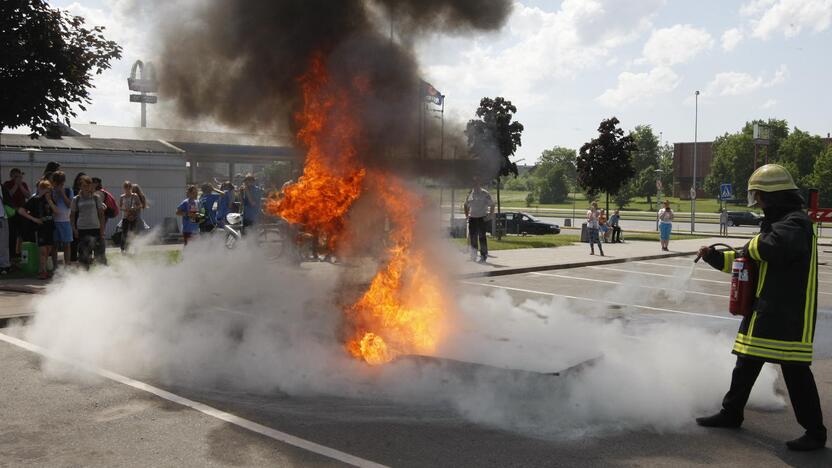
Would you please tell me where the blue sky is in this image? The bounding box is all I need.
[55,0,832,163]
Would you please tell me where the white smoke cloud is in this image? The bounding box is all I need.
[21,235,784,438]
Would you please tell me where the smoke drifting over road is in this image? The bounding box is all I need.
[21,239,784,437]
[155,0,511,163]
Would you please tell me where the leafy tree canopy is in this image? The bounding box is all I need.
[577,117,637,211]
[777,128,826,187]
[630,124,660,173]
[0,0,122,135]
[465,97,524,179]
[811,146,832,207]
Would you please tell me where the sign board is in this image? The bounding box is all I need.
[130,94,158,104]
[128,77,159,93]
[719,183,733,201]
[656,180,663,192]
[690,187,696,200]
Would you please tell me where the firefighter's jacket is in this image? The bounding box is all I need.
[703,210,818,365]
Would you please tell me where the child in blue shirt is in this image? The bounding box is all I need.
[199,183,222,233]
[241,174,263,232]
[176,185,201,246]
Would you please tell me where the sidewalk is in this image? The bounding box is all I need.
[456,236,748,278]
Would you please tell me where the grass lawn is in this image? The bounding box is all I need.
[497,190,752,214]
[452,231,707,250]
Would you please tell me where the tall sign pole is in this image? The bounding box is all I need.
[128,60,159,128]
[692,90,699,233]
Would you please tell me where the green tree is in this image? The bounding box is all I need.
[536,165,569,204]
[613,180,636,209]
[704,132,755,197]
[777,128,825,188]
[811,146,832,207]
[465,97,524,178]
[657,143,674,199]
[742,118,789,163]
[704,118,789,198]
[629,125,662,205]
[630,125,660,172]
[577,117,637,212]
[537,146,577,182]
[1,0,122,135]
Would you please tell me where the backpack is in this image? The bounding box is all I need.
[101,190,120,219]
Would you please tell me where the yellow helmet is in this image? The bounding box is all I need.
[747,164,798,207]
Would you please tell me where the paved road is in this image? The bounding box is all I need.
[3,251,832,466]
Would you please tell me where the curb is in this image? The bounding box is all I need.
[0,284,44,295]
[458,250,699,279]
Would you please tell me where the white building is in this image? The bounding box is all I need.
[1,132,186,236]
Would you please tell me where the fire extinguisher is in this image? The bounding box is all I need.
[695,243,756,316]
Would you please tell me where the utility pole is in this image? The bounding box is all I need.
[691,90,699,234]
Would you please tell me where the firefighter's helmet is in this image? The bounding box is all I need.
[747,164,798,206]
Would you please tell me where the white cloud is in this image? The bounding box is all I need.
[596,66,680,107]
[721,28,744,51]
[741,0,832,38]
[642,24,714,65]
[702,64,789,97]
[760,99,778,109]
[419,0,665,107]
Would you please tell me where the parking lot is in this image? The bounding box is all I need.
[2,249,832,467]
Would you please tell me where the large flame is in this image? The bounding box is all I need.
[266,55,365,249]
[266,56,447,365]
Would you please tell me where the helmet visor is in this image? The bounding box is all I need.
[747,190,759,207]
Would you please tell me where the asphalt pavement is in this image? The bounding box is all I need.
[2,249,832,466]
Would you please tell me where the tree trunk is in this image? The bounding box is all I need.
[605,192,609,215]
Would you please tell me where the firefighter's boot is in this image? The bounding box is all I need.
[786,433,826,451]
[695,411,742,428]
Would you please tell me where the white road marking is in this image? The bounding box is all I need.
[588,266,727,284]
[635,261,724,273]
[0,332,388,468]
[462,281,740,322]
[530,272,729,298]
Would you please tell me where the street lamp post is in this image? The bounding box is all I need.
[692,90,699,234]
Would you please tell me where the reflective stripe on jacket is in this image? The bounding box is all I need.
[703,210,818,365]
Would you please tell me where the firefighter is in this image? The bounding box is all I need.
[695,164,825,451]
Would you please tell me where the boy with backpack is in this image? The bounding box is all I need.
[91,177,119,264]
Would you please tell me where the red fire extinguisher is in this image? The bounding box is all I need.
[695,243,756,317]
[729,256,756,316]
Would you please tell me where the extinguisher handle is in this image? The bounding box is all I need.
[694,242,738,263]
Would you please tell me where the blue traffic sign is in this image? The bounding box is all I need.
[719,183,733,200]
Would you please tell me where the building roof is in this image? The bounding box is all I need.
[70,123,290,147]
[0,133,181,154]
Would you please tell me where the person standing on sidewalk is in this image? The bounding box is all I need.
[609,210,622,243]
[3,168,30,263]
[586,201,604,256]
[657,200,674,251]
[695,164,825,451]
[719,208,729,236]
[464,176,494,264]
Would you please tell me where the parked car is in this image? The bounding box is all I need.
[726,211,762,226]
[495,212,561,235]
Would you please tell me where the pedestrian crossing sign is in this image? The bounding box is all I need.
[719,183,733,200]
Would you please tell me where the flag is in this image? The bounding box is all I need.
[421,80,444,106]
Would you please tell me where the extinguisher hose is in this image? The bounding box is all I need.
[693,242,738,263]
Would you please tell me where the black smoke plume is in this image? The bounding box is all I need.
[154,0,511,169]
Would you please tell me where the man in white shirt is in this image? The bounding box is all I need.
[719,208,729,236]
[464,177,495,263]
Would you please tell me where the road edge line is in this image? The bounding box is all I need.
[0,332,389,468]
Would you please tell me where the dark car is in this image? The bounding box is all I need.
[495,212,560,235]
[726,211,762,226]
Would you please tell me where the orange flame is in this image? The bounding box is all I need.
[265,55,365,248]
[266,55,446,365]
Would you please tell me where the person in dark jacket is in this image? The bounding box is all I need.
[695,164,825,451]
